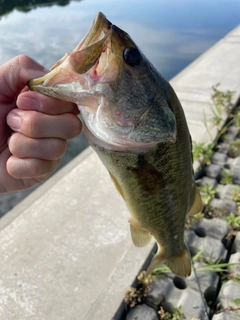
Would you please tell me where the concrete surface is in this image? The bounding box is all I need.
[0,25,240,319]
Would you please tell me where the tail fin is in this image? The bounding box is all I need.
[147,245,191,277]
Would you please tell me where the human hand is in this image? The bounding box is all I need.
[0,55,82,193]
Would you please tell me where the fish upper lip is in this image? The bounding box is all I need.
[28,12,114,90]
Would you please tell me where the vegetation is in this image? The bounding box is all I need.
[220,170,233,185]
[198,184,217,206]
[192,142,213,166]
[211,83,234,114]
[224,212,240,232]
[193,84,234,166]
[124,271,153,308]
[158,305,186,320]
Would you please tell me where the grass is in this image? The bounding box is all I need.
[194,84,234,166]
[158,305,186,320]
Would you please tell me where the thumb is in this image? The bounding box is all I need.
[0,55,48,104]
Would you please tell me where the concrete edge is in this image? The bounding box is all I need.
[0,146,93,232]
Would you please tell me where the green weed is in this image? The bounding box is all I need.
[224,212,240,231]
[192,142,213,166]
[211,83,234,115]
[198,184,217,206]
[158,305,186,320]
[220,170,233,185]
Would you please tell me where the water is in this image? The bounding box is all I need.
[1,0,240,79]
[0,0,239,217]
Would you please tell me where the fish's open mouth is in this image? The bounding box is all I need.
[29,12,177,150]
[29,13,116,90]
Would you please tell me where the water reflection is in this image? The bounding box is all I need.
[0,0,239,217]
[0,0,239,79]
[0,0,79,17]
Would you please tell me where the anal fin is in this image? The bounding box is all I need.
[188,184,203,216]
[130,219,152,247]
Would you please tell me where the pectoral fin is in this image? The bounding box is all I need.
[130,219,152,247]
[188,185,203,216]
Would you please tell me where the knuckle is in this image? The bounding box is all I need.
[8,133,22,156]
[68,114,82,139]
[50,139,67,159]
[23,111,40,137]
[28,159,39,177]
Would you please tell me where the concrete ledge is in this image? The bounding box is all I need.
[171,25,240,146]
[0,25,240,319]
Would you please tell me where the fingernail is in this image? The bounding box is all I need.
[7,110,21,131]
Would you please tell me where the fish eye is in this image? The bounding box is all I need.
[123,47,142,66]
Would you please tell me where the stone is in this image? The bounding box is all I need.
[216,184,240,201]
[200,177,218,189]
[126,304,158,320]
[226,125,239,137]
[185,229,228,262]
[217,280,240,309]
[232,157,240,170]
[212,310,239,320]
[217,142,231,154]
[211,152,228,166]
[147,275,209,320]
[204,164,222,179]
[194,218,229,241]
[176,287,209,320]
[228,252,240,276]
[232,232,240,253]
[145,280,165,310]
[219,132,237,144]
[232,168,240,185]
[210,198,238,216]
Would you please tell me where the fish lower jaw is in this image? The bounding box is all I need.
[83,124,156,152]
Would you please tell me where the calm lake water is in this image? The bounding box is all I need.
[0,0,240,216]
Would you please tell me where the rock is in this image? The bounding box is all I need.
[217,280,240,309]
[232,168,240,185]
[211,152,228,166]
[126,304,158,320]
[200,177,218,189]
[232,232,240,253]
[210,198,237,216]
[194,218,229,241]
[204,164,222,179]
[217,142,231,154]
[228,252,240,276]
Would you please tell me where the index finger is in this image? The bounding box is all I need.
[0,55,47,104]
[17,90,79,116]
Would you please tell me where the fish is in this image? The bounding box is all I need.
[28,12,203,277]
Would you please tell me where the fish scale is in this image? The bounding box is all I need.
[28,12,203,277]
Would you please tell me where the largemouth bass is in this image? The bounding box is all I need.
[29,12,202,277]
